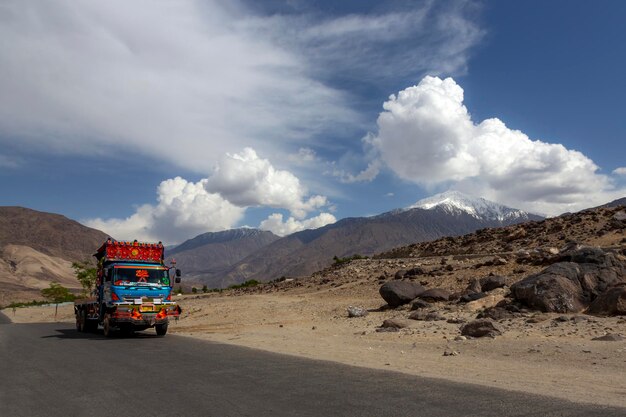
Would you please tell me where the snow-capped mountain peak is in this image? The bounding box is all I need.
[410,191,531,222]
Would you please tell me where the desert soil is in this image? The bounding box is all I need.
[9,267,626,409]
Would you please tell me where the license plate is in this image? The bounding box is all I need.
[140,304,154,312]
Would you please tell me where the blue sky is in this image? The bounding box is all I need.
[1,0,625,244]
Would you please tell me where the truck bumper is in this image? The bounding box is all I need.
[110,305,180,327]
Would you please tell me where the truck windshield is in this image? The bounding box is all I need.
[113,266,169,285]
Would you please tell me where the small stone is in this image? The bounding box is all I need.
[347,306,369,318]
[381,318,412,329]
[443,350,459,356]
[376,327,399,333]
[592,333,625,341]
[461,319,502,338]
[454,335,467,341]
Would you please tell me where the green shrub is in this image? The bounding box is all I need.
[228,279,260,290]
[332,254,368,266]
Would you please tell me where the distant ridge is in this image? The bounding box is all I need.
[165,228,279,282]
[212,193,543,288]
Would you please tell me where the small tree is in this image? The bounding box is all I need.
[202,285,208,293]
[191,287,197,294]
[72,261,97,296]
[176,286,183,295]
[41,282,74,320]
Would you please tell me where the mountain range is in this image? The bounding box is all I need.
[10,191,623,302]
[173,191,542,288]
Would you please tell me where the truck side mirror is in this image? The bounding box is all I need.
[175,269,181,277]
[175,277,181,284]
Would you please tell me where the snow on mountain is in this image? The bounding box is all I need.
[410,191,533,222]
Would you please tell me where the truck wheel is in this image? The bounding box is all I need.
[103,313,114,338]
[76,309,85,332]
[155,323,168,336]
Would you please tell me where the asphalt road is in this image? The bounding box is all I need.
[0,313,623,417]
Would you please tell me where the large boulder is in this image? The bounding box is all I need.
[586,286,626,316]
[379,281,426,308]
[511,248,626,313]
[511,263,587,313]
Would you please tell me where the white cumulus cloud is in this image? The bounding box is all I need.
[613,167,626,176]
[85,177,245,244]
[371,76,625,215]
[205,148,328,219]
[259,212,336,237]
[85,148,333,243]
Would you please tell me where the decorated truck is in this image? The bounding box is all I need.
[74,239,182,337]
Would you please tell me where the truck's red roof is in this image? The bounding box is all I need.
[95,239,164,263]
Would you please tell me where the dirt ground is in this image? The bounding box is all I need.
[8,283,626,409]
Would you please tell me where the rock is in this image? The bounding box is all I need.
[376,327,399,333]
[381,318,412,329]
[466,279,482,293]
[546,247,560,255]
[405,267,426,277]
[408,311,445,321]
[592,333,625,341]
[571,315,589,324]
[443,350,459,356]
[613,210,626,221]
[447,318,466,324]
[510,249,626,313]
[506,228,527,242]
[459,292,488,303]
[554,315,570,322]
[394,269,408,280]
[347,306,369,318]
[454,335,467,341]
[465,288,508,312]
[410,299,432,310]
[379,281,426,307]
[480,275,507,292]
[460,319,502,338]
[417,288,452,302]
[491,257,508,266]
[586,286,626,316]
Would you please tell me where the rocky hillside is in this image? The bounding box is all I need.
[379,203,626,259]
[0,206,108,305]
[228,201,626,324]
[216,194,542,288]
[166,229,279,282]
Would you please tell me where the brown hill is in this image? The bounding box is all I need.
[0,206,108,305]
